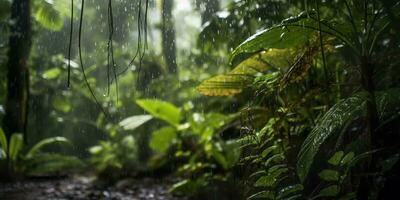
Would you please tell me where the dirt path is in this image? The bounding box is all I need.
[0,177,185,200]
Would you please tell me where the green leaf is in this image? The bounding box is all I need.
[25,153,84,175]
[42,68,61,79]
[318,185,339,197]
[254,166,288,187]
[34,1,64,31]
[136,99,181,126]
[277,184,304,199]
[0,127,7,154]
[318,169,339,182]
[328,151,344,166]
[340,152,355,166]
[26,137,70,158]
[9,133,23,161]
[297,93,367,182]
[52,96,71,113]
[247,191,274,200]
[231,12,314,63]
[119,115,153,130]
[149,126,177,153]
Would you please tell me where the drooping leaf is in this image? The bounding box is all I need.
[230,11,353,63]
[297,93,367,182]
[26,137,70,158]
[197,49,292,96]
[25,153,84,175]
[34,1,64,31]
[9,133,23,161]
[149,126,177,153]
[119,115,153,130]
[136,99,181,126]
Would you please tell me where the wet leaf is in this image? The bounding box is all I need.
[136,99,181,126]
[119,115,153,131]
[149,126,177,153]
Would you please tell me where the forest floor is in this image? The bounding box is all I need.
[0,176,185,200]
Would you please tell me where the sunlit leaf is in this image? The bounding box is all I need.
[136,99,181,126]
[119,115,153,130]
[197,49,291,96]
[52,96,71,113]
[149,126,177,153]
[42,68,61,79]
[34,1,64,31]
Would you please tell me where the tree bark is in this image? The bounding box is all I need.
[357,56,379,200]
[161,0,177,74]
[3,0,31,149]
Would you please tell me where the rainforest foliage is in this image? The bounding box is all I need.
[0,0,400,199]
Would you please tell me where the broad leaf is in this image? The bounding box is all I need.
[297,93,367,181]
[298,89,400,182]
[149,126,177,153]
[119,115,153,130]
[34,1,64,31]
[136,99,181,126]
[197,49,292,96]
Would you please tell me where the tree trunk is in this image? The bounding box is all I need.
[357,56,379,200]
[2,0,31,179]
[161,0,177,74]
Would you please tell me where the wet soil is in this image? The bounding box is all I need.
[0,177,185,200]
